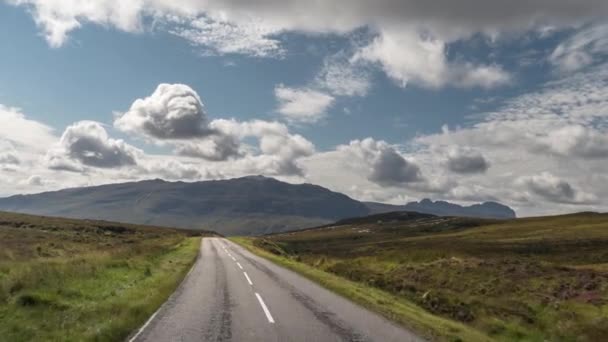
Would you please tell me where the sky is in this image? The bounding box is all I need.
[1,1,607,217]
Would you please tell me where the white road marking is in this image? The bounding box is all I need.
[231,256,237,262]
[243,272,253,285]
[236,262,243,270]
[128,308,161,342]
[128,245,203,341]
[255,293,275,324]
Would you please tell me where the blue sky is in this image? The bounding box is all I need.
[1,0,607,216]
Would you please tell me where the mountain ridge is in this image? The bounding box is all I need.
[0,176,516,235]
[365,198,516,219]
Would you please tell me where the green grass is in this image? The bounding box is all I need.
[233,212,608,341]
[231,237,491,342]
[0,211,209,341]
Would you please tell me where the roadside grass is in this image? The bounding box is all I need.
[0,211,206,342]
[232,212,608,341]
[231,237,491,342]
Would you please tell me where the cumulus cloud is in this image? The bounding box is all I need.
[517,172,597,204]
[274,85,335,123]
[445,147,490,174]
[332,138,423,187]
[174,134,242,161]
[142,158,209,180]
[211,119,315,175]
[0,153,20,165]
[369,148,422,186]
[354,29,511,89]
[47,121,140,169]
[115,83,211,140]
[540,125,608,158]
[115,83,246,161]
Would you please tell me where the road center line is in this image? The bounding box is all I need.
[231,256,237,261]
[243,271,253,285]
[237,262,243,269]
[255,293,275,324]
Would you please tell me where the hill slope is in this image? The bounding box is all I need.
[0,176,369,236]
[0,176,517,235]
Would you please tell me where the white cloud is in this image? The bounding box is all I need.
[517,172,597,204]
[11,0,608,48]
[445,147,490,174]
[174,134,242,161]
[114,83,211,140]
[0,105,56,153]
[316,55,371,97]
[369,148,422,187]
[274,85,335,123]
[540,125,608,158]
[354,28,511,89]
[550,23,608,72]
[408,63,608,214]
[210,119,315,175]
[47,121,140,169]
[8,0,145,48]
[169,15,284,57]
[11,0,607,91]
[21,175,43,186]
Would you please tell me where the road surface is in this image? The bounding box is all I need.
[129,237,424,342]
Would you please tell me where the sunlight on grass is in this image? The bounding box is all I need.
[0,211,204,342]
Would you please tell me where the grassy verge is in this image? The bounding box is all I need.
[0,211,204,341]
[230,236,490,342]
[233,212,608,341]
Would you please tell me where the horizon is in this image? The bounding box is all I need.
[3,174,606,218]
[1,1,608,217]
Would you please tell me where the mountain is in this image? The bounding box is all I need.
[365,198,516,219]
[0,176,369,236]
[0,177,516,236]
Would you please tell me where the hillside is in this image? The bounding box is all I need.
[0,211,213,341]
[242,211,608,341]
[0,176,517,236]
[0,176,368,236]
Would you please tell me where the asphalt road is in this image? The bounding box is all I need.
[129,237,424,342]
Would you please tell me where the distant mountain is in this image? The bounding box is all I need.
[0,176,369,236]
[365,198,516,219]
[0,177,516,236]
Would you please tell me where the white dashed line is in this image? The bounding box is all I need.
[236,262,243,270]
[255,293,275,323]
[231,256,236,262]
[243,272,253,285]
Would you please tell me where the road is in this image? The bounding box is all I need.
[129,237,424,342]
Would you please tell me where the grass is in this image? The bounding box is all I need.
[232,212,608,341]
[231,237,490,342]
[0,211,212,341]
